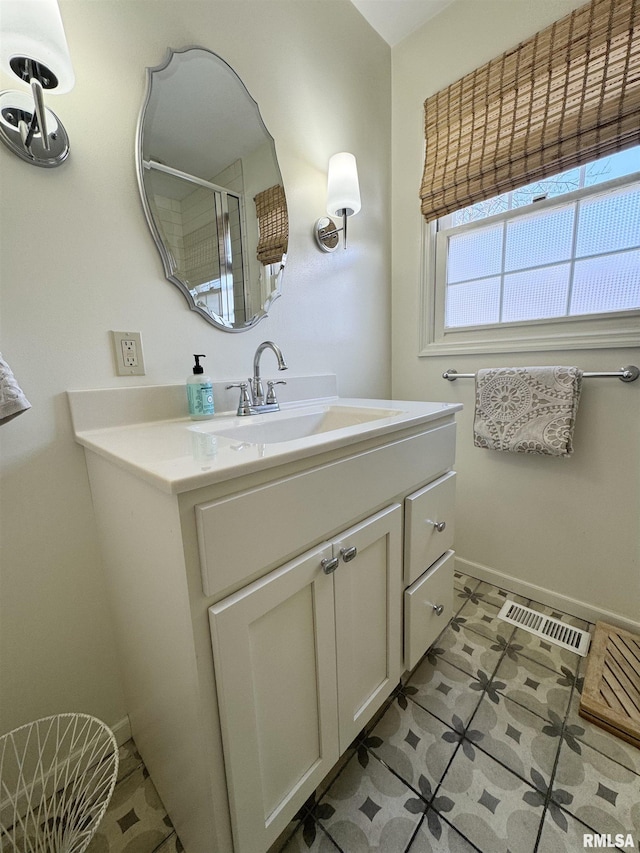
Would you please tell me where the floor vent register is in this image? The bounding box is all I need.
[497,600,591,656]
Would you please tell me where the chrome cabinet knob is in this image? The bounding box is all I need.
[321,556,339,574]
[427,602,444,616]
[340,546,358,562]
[427,519,446,532]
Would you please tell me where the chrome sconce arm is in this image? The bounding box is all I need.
[29,75,49,151]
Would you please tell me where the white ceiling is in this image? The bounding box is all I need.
[350,0,454,46]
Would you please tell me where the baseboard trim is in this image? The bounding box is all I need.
[110,715,132,747]
[455,556,640,635]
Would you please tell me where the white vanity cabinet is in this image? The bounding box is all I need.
[209,504,402,853]
[68,388,461,853]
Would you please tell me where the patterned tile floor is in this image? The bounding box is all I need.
[85,740,181,853]
[90,572,640,852]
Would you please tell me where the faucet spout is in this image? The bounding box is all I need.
[251,341,288,405]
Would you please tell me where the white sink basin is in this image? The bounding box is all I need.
[212,404,402,445]
[68,383,462,493]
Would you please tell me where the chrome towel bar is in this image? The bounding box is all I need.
[442,365,639,382]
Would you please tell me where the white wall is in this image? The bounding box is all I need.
[391,0,640,626]
[0,0,391,734]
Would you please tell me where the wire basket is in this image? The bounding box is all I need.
[0,713,119,853]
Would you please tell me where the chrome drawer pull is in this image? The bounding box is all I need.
[426,602,444,616]
[340,546,358,562]
[427,519,446,532]
[321,557,339,574]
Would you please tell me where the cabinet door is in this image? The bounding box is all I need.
[209,544,340,853]
[333,503,403,751]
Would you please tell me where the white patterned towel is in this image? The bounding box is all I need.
[473,367,583,456]
[0,353,32,425]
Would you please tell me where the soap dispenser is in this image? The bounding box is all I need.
[187,354,215,420]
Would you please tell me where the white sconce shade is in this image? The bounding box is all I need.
[0,0,75,93]
[326,152,361,218]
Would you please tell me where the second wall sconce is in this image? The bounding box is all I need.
[0,0,75,167]
[315,152,361,252]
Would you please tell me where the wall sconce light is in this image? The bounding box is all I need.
[0,0,75,167]
[315,152,361,252]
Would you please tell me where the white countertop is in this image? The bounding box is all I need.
[68,384,462,494]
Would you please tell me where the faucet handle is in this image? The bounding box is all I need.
[226,382,254,416]
[266,380,286,405]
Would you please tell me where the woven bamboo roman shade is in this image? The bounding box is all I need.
[419,0,640,222]
[254,184,289,265]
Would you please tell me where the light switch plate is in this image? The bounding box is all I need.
[111,331,145,376]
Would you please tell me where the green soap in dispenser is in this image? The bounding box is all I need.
[187,354,215,419]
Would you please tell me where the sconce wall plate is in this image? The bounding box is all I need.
[314,217,340,253]
[0,90,69,167]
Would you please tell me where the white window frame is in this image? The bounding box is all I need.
[419,171,640,357]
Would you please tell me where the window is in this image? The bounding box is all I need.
[422,147,640,356]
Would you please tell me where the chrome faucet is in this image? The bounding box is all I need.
[251,340,287,405]
[227,340,288,416]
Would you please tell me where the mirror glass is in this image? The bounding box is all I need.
[136,47,288,331]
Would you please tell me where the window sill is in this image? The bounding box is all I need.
[419,316,640,357]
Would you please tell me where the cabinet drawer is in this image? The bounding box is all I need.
[404,471,455,586]
[404,550,454,672]
[197,422,456,598]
